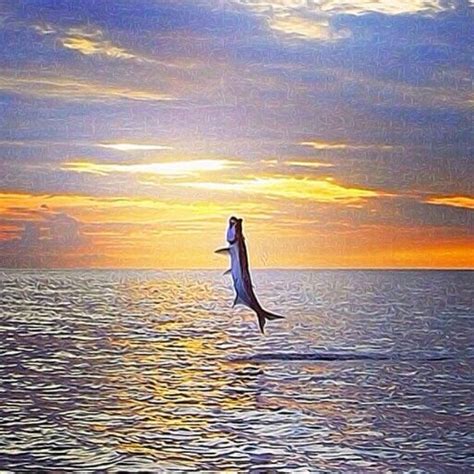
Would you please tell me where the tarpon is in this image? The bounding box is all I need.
[215,216,284,334]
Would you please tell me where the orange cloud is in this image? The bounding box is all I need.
[0,191,276,267]
[0,191,273,227]
[425,196,474,210]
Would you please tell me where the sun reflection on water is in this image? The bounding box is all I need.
[1,270,472,471]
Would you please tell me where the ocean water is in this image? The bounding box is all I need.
[0,269,472,472]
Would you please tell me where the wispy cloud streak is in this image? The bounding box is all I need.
[61,159,240,177]
[0,73,175,102]
[300,141,396,151]
[97,143,173,151]
[425,196,474,210]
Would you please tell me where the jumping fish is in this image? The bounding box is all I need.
[215,216,284,334]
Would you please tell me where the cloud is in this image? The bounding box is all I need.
[268,14,351,41]
[231,0,457,42]
[0,199,83,248]
[0,140,173,151]
[33,24,154,62]
[300,140,396,150]
[178,176,385,204]
[0,190,469,268]
[31,23,57,35]
[44,212,84,247]
[334,68,473,111]
[0,73,175,102]
[61,159,240,177]
[0,206,86,267]
[232,0,455,17]
[0,191,270,223]
[61,36,137,60]
[97,143,173,151]
[425,196,474,210]
[318,0,455,16]
[301,141,350,150]
[285,160,334,169]
[0,223,21,240]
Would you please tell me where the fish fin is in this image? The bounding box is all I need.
[214,247,230,255]
[257,312,266,334]
[257,309,284,334]
[233,294,245,307]
[262,310,284,321]
[223,268,231,276]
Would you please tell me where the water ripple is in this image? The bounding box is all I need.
[0,269,472,471]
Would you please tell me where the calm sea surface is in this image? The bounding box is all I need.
[0,269,472,471]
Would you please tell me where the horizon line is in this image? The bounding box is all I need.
[0,266,472,272]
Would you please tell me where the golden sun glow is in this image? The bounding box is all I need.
[179,176,382,204]
[1,189,471,268]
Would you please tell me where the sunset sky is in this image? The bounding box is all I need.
[0,0,472,268]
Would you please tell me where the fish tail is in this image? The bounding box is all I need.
[257,309,284,334]
[257,312,267,334]
[264,310,284,321]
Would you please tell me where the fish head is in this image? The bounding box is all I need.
[226,216,243,244]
